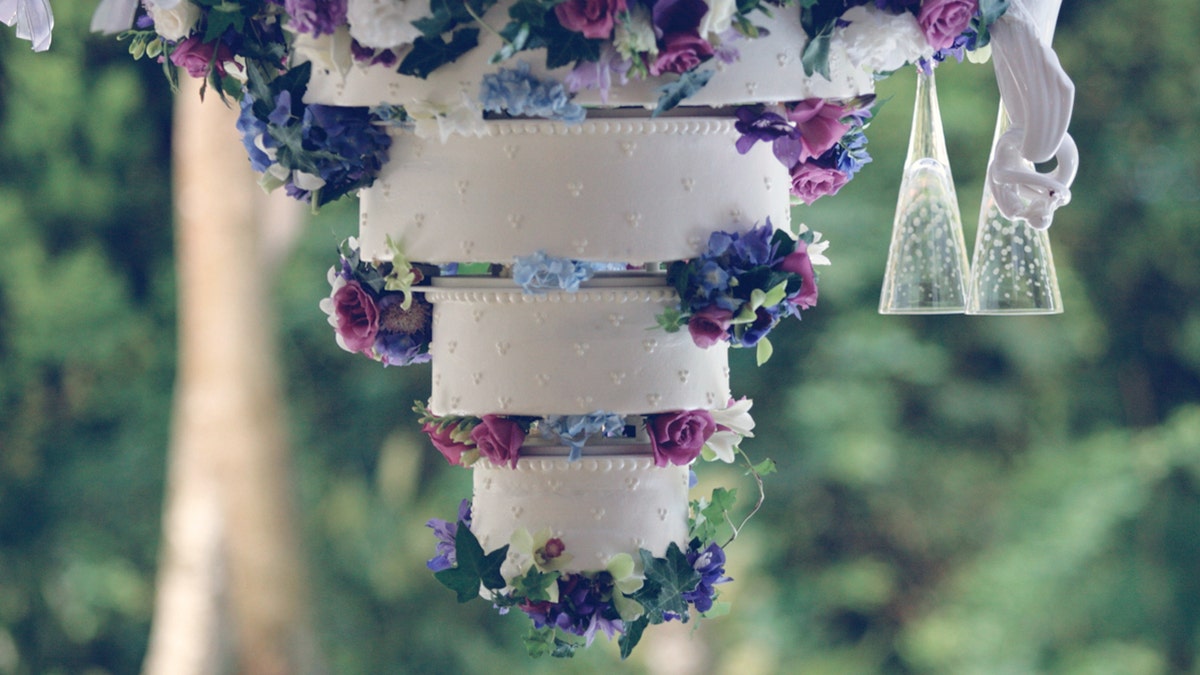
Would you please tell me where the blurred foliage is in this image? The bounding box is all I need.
[2,1,1200,673]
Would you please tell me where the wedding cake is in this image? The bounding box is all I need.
[97,0,1008,657]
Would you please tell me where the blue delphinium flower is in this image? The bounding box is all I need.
[480,62,586,124]
[541,412,626,461]
[426,500,472,572]
[236,94,274,173]
[513,251,597,294]
[832,127,872,179]
[682,542,731,614]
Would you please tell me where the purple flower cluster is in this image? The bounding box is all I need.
[321,247,433,366]
[681,542,731,613]
[521,575,625,646]
[284,0,347,37]
[426,500,472,572]
[735,98,874,205]
[665,222,822,349]
[237,81,392,207]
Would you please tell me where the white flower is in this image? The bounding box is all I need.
[797,224,831,266]
[614,6,657,61]
[346,0,427,50]
[145,0,200,42]
[834,5,934,74]
[406,94,488,144]
[293,29,355,79]
[704,397,755,463]
[697,0,736,40]
[319,265,354,353]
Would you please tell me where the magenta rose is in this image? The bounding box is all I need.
[554,0,627,39]
[332,280,379,353]
[790,162,849,205]
[779,240,818,310]
[648,409,716,467]
[470,415,526,469]
[687,306,734,348]
[650,33,715,76]
[423,421,472,466]
[787,99,852,161]
[169,36,236,79]
[918,0,979,51]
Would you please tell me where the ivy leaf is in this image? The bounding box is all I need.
[511,568,560,603]
[979,0,1010,26]
[801,27,832,79]
[618,616,649,659]
[750,457,777,476]
[202,4,248,43]
[540,23,600,69]
[633,544,700,622]
[653,69,715,117]
[399,29,482,78]
[655,307,686,333]
[523,626,556,658]
[433,524,508,602]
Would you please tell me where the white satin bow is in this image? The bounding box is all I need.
[1,0,54,51]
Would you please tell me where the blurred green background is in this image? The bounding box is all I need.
[2,2,1199,673]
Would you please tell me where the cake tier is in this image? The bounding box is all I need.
[359,118,789,265]
[471,449,690,573]
[296,3,873,109]
[424,277,730,417]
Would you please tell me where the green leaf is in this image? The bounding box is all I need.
[511,568,560,603]
[618,617,649,659]
[801,28,831,79]
[756,336,773,366]
[523,626,556,658]
[979,0,1010,25]
[399,29,482,79]
[633,544,701,622]
[653,69,715,116]
[655,307,686,333]
[750,457,777,477]
[202,5,248,43]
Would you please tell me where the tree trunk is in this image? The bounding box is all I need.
[142,77,319,675]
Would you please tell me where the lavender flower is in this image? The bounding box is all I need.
[426,500,472,572]
[284,0,347,37]
[734,106,800,157]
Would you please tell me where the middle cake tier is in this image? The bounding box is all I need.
[358,117,790,266]
[424,277,730,418]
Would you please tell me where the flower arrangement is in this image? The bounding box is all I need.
[72,0,1005,208]
[422,396,767,658]
[416,397,755,467]
[657,222,830,364]
[320,238,436,366]
[735,97,875,205]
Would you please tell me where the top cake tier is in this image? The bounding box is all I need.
[295,0,875,110]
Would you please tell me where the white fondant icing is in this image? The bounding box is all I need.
[424,278,730,417]
[358,118,789,265]
[470,449,691,572]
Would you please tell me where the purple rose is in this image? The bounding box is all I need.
[650,32,714,76]
[779,240,818,310]
[918,0,978,51]
[470,415,526,468]
[649,410,716,467]
[169,36,236,79]
[787,99,851,162]
[687,306,733,348]
[332,281,379,353]
[554,0,627,39]
[790,162,849,205]
[423,421,472,466]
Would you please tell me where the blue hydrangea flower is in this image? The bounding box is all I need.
[236,95,274,173]
[513,251,597,294]
[480,62,586,124]
[541,412,626,461]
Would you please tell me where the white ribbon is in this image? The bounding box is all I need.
[987,0,1078,229]
[1,0,54,51]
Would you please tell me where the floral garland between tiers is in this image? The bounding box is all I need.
[78,0,1007,207]
[323,223,828,366]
